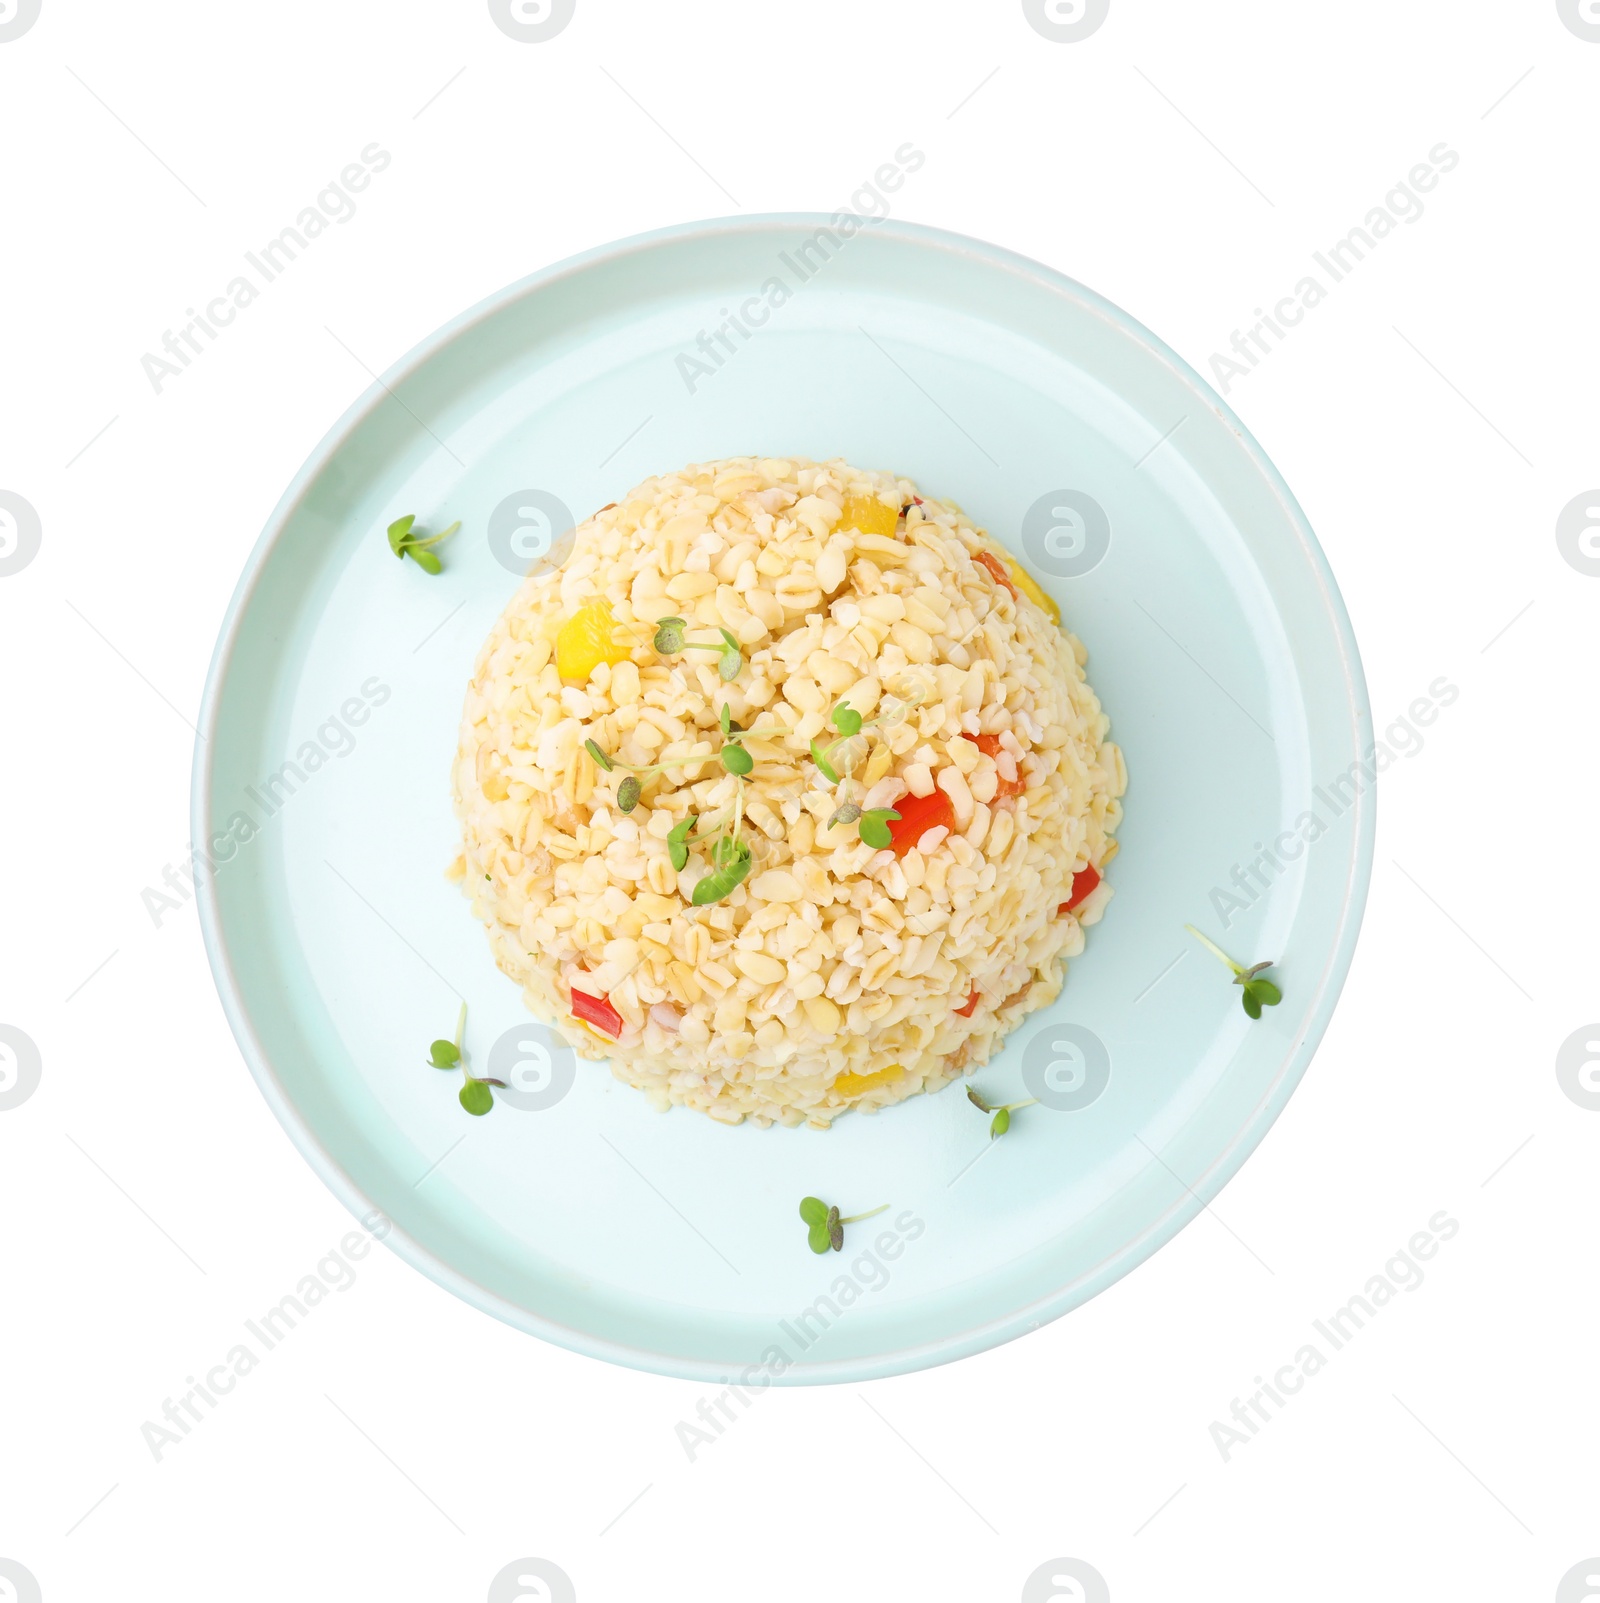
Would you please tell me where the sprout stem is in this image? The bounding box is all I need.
[407,521,460,550]
[592,723,802,781]
[613,750,720,777]
[1185,923,1243,975]
[838,1204,889,1225]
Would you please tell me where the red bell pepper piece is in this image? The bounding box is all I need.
[961,732,1025,798]
[1058,864,1101,916]
[954,988,981,1018]
[571,986,624,1038]
[973,550,1017,598]
[884,788,956,857]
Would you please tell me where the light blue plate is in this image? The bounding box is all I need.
[194,217,1372,1383]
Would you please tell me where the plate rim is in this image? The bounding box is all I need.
[193,213,1375,1384]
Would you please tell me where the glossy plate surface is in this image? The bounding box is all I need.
[195,217,1372,1382]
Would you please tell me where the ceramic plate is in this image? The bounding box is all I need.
[195,217,1372,1383]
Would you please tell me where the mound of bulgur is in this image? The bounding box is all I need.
[452,457,1124,1127]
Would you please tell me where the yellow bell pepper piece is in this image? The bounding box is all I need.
[1005,556,1060,625]
[832,1063,906,1098]
[556,598,629,682]
[840,493,900,538]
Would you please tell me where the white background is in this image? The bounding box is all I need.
[2,1,1595,1599]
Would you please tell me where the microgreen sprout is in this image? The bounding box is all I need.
[1185,925,1283,1019]
[584,738,613,771]
[798,1196,890,1254]
[825,793,897,848]
[427,1003,506,1116]
[386,514,460,574]
[967,1086,1038,1139]
[616,775,641,812]
[653,616,745,681]
[721,743,753,775]
[807,692,920,790]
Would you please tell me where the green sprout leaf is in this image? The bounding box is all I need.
[407,546,442,575]
[807,1222,831,1254]
[990,1107,1011,1138]
[387,514,416,556]
[583,738,613,772]
[828,802,863,830]
[1239,976,1281,1019]
[428,1040,459,1069]
[1250,978,1282,1008]
[719,702,733,737]
[718,648,743,682]
[830,701,863,737]
[653,617,686,653]
[721,742,753,776]
[857,808,900,851]
[810,737,840,785]
[616,776,641,813]
[458,1079,494,1116]
[799,1197,828,1227]
[718,628,740,653]
[691,842,752,905]
[667,814,697,872]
